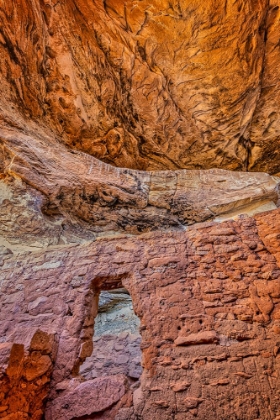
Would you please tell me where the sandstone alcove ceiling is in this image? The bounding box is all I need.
[1,0,280,172]
[1,1,280,419]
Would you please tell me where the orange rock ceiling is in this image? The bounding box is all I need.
[1,0,280,172]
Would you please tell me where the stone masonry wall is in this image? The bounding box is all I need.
[0,209,280,419]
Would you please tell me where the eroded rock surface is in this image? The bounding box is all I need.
[1,0,280,171]
[0,124,279,246]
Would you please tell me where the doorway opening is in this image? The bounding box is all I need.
[80,287,142,382]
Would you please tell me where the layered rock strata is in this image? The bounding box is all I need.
[1,209,280,419]
[1,124,279,248]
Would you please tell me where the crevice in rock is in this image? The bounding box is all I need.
[239,135,254,171]
[245,1,275,170]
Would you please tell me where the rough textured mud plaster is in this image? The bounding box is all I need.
[1,0,280,172]
[1,209,280,419]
